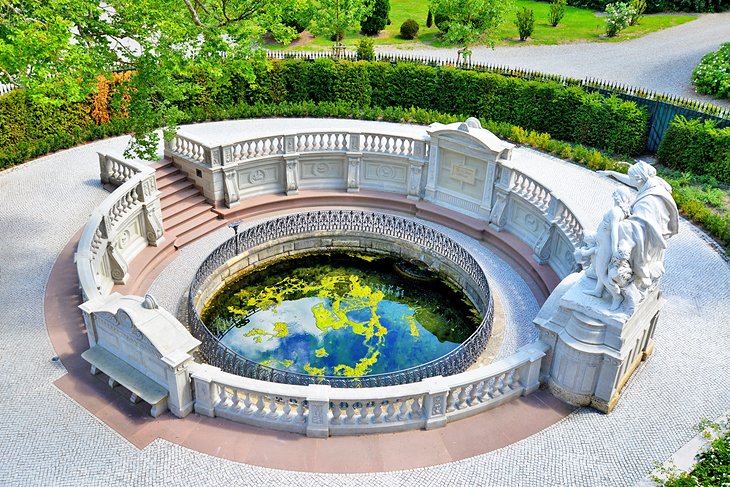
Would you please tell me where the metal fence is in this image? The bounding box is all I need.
[187,210,495,388]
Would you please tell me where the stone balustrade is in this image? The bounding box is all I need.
[76,153,164,300]
[190,341,549,437]
[77,119,645,428]
[165,119,582,279]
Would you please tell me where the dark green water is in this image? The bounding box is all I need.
[202,252,481,377]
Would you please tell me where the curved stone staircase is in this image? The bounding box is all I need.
[113,159,224,293]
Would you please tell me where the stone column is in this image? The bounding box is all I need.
[489,166,515,230]
[285,156,300,196]
[191,364,221,417]
[346,154,361,193]
[424,138,439,200]
[162,350,197,418]
[421,376,449,430]
[223,169,240,208]
[305,384,331,438]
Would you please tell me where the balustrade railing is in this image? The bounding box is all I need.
[190,341,548,436]
[166,134,208,165]
[511,170,552,214]
[76,154,162,301]
[165,129,430,166]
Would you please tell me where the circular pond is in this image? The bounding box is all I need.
[188,210,494,387]
[201,252,482,378]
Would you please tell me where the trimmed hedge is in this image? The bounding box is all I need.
[245,59,649,156]
[657,116,730,182]
[0,59,649,171]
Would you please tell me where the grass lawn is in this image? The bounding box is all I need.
[269,0,696,50]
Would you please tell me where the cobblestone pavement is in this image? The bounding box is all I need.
[379,12,730,109]
[0,119,728,486]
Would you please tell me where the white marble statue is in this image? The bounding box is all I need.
[574,161,680,313]
[584,187,633,309]
[574,232,598,278]
[600,161,679,289]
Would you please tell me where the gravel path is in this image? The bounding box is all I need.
[0,118,728,486]
[378,12,730,109]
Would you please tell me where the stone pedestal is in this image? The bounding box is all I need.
[535,272,662,413]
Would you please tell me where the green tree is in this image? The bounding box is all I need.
[309,0,372,42]
[361,0,390,35]
[0,0,300,159]
[429,0,513,47]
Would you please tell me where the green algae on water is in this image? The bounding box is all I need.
[203,252,482,377]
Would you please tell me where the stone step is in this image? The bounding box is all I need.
[154,164,180,179]
[164,202,214,230]
[173,218,226,249]
[150,159,174,171]
[167,211,218,238]
[156,171,188,191]
[162,194,208,221]
[161,186,199,206]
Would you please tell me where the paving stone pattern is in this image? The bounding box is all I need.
[0,120,728,486]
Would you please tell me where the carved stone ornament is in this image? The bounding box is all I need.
[431,395,444,415]
[248,169,266,184]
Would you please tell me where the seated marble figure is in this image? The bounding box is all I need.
[577,161,679,313]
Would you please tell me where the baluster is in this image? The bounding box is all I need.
[511,370,521,391]
[331,402,342,424]
[457,387,468,409]
[219,386,230,407]
[386,402,396,422]
[476,379,489,402]
[231,389,241,411]
[243,391,253,413]
[268,396,278,417]
[493,375,504,397]
[468,382,479,406]
[372,402,383,423]
[410,397,421,418]
[255,394,265,415]
[294,400,305,422]
[282,398,292,422]
[358,403,369,424]
[246,141,255,159]
[345,402,355,424]
[398,399,408,420]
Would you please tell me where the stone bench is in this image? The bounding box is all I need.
[81,346,169,417]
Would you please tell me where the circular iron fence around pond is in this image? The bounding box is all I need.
[188,210,494,388]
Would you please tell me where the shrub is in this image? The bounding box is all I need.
[361,0,390,35]
[629,0,647,24]
[548,0,567,26]
[515,8,535,41]
[657,116,730,182]
[400,19,420,39]
[692,43,730,100]
[356,38,376,61]
[426,9,433,28]
[604,2,635,37]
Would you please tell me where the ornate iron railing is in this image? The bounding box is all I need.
[188,210,494,388]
